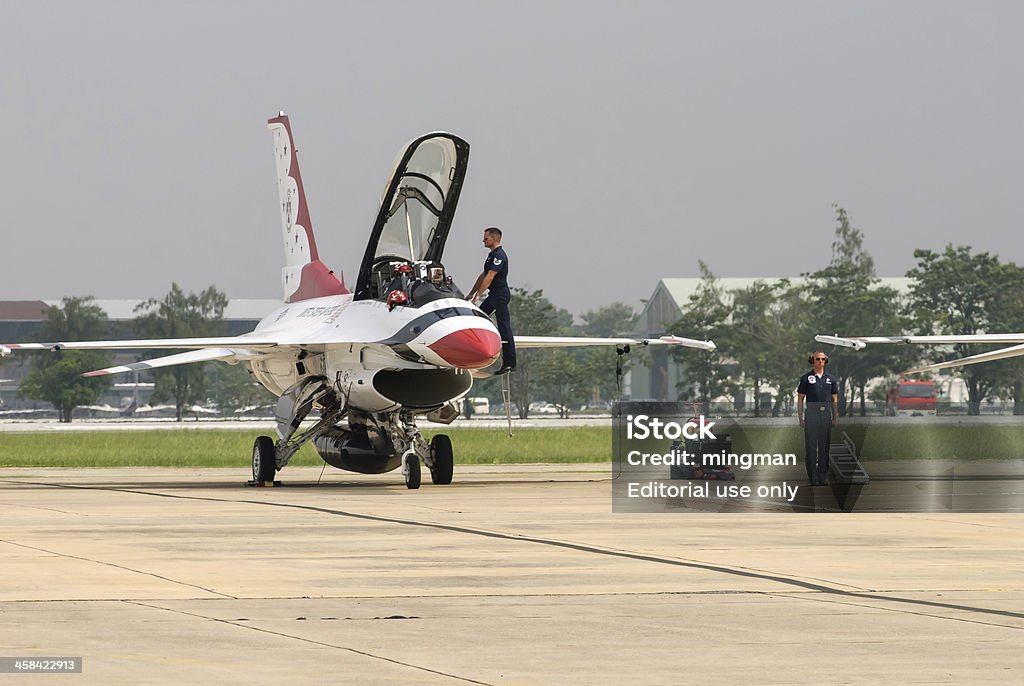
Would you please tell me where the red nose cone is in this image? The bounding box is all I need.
[428,328,501,369]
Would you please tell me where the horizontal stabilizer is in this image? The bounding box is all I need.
[82,348,239,377]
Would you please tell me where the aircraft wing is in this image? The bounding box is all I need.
[815,334,1024,349]
[1,336,281,352]
[1,335,283,378]
[81,348,241,377]
[814,333,1024,375]
[514,335,715,351]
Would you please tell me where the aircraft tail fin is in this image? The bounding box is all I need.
[267,112,349,303]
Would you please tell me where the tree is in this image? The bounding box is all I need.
[669,262,733,410]
[805,206,906,416]
[726,281,779,416]
[205,362,275,415]
[731,280,818,417]
[134,284,228,421]
[18,297,113,422]
[535,348,586,418]
[576,302,638,407]
[989,262,1024,414]
[501,288,568,418]
[534,304,639,417]
[765,283,817,416]
[905,246,1007,415]
[579,302,636,337]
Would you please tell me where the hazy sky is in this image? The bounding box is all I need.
[3,1,1022,317]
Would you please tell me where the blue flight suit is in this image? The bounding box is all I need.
[797,370,837,485]
[479,246,516,369]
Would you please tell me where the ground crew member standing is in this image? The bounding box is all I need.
[796,351,838,486]
[468,226,516,374]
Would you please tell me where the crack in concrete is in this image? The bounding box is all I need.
[125,600,495,685]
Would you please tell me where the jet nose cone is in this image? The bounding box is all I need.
[428,328,502,369]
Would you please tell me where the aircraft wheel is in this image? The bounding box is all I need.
[404,452,421,490]
[252,435,277,483]
[430,434,454,485]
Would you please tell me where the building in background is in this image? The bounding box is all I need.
[0,300,279,415]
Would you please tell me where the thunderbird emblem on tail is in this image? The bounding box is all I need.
[2,113,716,488]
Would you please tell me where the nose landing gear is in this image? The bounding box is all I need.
[402,451,421,489]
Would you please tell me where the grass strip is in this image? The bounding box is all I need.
[0,427,607,468]
[0,424,1021,469]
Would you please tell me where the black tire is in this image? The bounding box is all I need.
[404,454,421,490]
[252,435,277,483]
[430,434,454,485]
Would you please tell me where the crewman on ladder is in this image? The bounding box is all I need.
[468,227,516,375]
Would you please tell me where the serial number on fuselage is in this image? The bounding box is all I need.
[296,304,347,322]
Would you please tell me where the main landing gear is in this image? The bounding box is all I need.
[429,434,454,485]
[252,435,277,484]
[248,375,344,486]
[247,375,457,490]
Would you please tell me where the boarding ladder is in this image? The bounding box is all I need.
[828,432,870,485]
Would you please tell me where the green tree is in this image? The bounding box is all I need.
[708,278,816,417]
[725,281,778,416]
[134,283,228,421]
[905,245,1007,415]
[669,262,732,410]
[18,296,113,422]
[989,262,1024,414]
[767,283,815,416]
[535,348,585,418]
[205,363,275,415]
[500,288,567,418]
[579,302,636,337]
[805,206,906,416]
[576,302,638,407]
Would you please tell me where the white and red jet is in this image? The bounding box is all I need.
[2,113,715,487]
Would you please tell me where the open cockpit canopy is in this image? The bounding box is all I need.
[355,133,469,300]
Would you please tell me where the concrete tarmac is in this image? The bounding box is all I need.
[1,464,1022,684]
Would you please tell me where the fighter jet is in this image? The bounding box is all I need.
[2,113,716,488]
